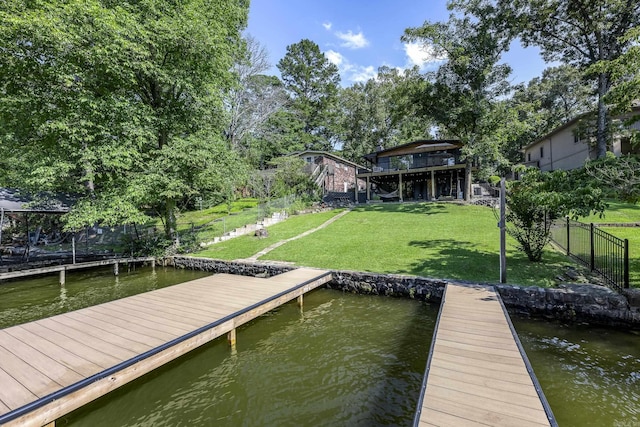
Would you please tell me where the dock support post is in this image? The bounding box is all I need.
[151,259,156,269]
[227,328,237,349]
[114,262,119,276]
[297,294,303,308]
[59,269,65,285]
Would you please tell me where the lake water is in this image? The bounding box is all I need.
[0,267,638,426]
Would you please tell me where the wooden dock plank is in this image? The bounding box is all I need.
[0,368,37,411]
[5,325,110,373]
[416,283,553,426]
[0,330,84,387]
[0,345,62,397]
[0,267,332,426]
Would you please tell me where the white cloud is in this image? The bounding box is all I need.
[323,22,332,31]
[336,30,370,49]
[325,49,376,84]
[349,65,377,83]
[403,42,447,69]
[325,49,344,67]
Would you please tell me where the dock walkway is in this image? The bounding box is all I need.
[0,267,331,427]
[415,283,556,427]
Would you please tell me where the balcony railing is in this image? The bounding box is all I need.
[359,153,464,174]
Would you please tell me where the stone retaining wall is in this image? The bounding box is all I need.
[169,257,640,329]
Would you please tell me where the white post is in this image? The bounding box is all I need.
[72,234,76,264]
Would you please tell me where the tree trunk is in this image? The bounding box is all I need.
[164,198,179,245]
[595,72,610,159]
[464,160,472,202]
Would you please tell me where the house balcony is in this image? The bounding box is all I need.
[356,153,465,178]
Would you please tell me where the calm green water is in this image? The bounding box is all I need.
[0,266,210,328]
[513,318,640,426]
[60,288,435,426]
[1,269,639,426]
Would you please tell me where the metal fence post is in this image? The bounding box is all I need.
[624,239,630,289]
[590,223,595,271]
[566,216,570,256]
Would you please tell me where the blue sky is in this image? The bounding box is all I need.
[247,0,550,86]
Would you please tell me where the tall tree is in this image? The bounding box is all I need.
[225,35,287,152]
[403,12,512,199]
[277,39,341,151]
[495,65,595,166]
[453,0,640,158]
[0,0,249,242]
[338,66,434,163]
[592,27,640,118]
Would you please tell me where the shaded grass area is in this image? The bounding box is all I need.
[199,202,574,287]
[195,210,344,260]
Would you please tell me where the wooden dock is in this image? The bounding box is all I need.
[414,283,556,427]
[0,257,156,284]
[0,267,332,427]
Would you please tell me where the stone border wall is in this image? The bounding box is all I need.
[169,257,640,329]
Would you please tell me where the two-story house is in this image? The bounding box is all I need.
[523,110,640,172]
[356,140,467,202]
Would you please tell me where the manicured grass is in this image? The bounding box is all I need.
[581,200,640,224]
[580,201,639,287]
[600,226,640,287]
[197,202,576,287]
[195,210,345,260]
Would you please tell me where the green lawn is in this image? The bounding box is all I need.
[196,202,577,287]
[600,226,640,287]
[581,200,640,287]
[196,210,345,260]
[581,200,640,224]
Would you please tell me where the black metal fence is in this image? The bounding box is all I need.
[550,217,630,292]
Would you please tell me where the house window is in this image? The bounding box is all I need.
[527,153,531,162]
[540,147,544,158]
[305,156,313,163]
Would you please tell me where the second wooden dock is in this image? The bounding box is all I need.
[414,283,556,427]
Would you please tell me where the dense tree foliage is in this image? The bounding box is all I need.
[505,167,606,261]
[337,66,434,163]
[0,0,249,242]
[584,154,640,204]
[403,11,512,198]
[277,39,341,151]
[493,65,595,166]
[453,0,640,159]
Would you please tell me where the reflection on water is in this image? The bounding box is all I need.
[62,290,437,426]
[2,268,639,426]
[513,317,640,426]
[0,266,209,328]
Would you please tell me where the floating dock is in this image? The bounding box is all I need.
[414,283,556,426]
[0,267,332,426]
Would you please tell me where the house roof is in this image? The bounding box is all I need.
[0,188,72,213]
[363,139,462,162]
[289,150,368,169]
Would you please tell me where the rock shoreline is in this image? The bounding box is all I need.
[169,256,640,329]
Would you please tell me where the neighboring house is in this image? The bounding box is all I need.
[291,151,368,200]
[522,110,640,172]
[356,140,467,202]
